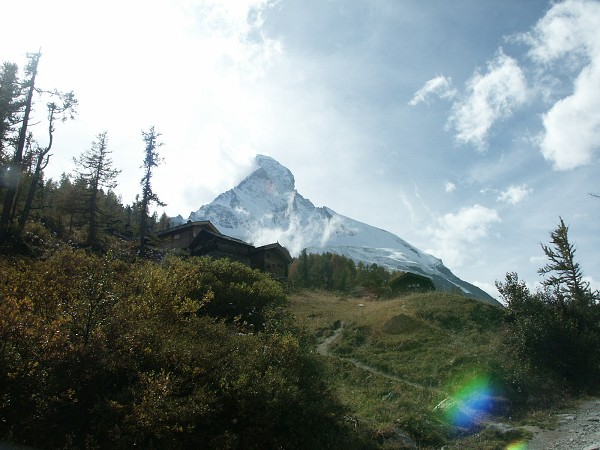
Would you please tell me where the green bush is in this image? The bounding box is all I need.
[0,250,354,449]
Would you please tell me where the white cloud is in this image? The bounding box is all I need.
[447,50,528,149]
[425,204,500,268]
[409,75,457,106]
[497,184,532,205]
[523,0,600,170]
[523,0,600,65]
[444,181,456,193]
[540,64,600,169]
[583,275,600,293]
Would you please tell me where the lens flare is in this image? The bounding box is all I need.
[438,375,495,428]
[506,441,527,449]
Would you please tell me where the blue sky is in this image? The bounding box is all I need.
[2,0,599,298]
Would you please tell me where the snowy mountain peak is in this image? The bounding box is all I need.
[186,155,498,304]
[253,154,295,193]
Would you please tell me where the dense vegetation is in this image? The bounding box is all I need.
[0,248,360,449]
[289,250,395,296]
[0,53,171,253]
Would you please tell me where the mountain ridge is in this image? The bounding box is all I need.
[179,155,498,305]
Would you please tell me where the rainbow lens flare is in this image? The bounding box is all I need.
[438,375,495,428]
[438,374,529,449]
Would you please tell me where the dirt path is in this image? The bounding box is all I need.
[524,398,600,450]
[316,322,444,394]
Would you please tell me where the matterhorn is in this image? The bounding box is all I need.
[176,155,496,304]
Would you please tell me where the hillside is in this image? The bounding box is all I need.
[288,290,529,449]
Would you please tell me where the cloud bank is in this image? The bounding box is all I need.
[523,0,600,170]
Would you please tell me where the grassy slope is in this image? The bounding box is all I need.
[289,290,526,449]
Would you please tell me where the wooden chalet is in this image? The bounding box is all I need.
[188,229,254,265]
[249,243,292,279]
[157,220,220,251]
[389,272,435,294]
[157,221,292,278]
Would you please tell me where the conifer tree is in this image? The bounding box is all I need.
[139,126,164,256]
[157,211,170,231]
[18,93,78,233]
[73,131,121,246]
[538,217,596,308]
[0,52,40,240]
[0,62,21,160]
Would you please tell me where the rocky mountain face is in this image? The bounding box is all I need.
[180,155,498,304]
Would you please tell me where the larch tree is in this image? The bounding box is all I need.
[73,131,121,246]
[498,218,600,386]
[139,126,164,257]
[157,211,170,231]
[538,217,597,308]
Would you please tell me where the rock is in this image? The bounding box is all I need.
[558,414,576,422]
[484,422,518,436]
[582,444,600,450]
[343,415,359,428]
[520,425,542,434]
[375,427,417,449]
[381,391,396,401]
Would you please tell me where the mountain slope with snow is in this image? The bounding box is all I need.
[185,155,498,304]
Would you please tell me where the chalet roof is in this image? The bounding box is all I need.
[157,220,221,237]
[389,271,433,285]
[252,242,293,262]
[189,229,252,251]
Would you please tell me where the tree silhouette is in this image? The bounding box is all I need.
[139,126,164,256]
[73,131,121,246]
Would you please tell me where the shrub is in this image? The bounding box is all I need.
[0,250,356,449]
